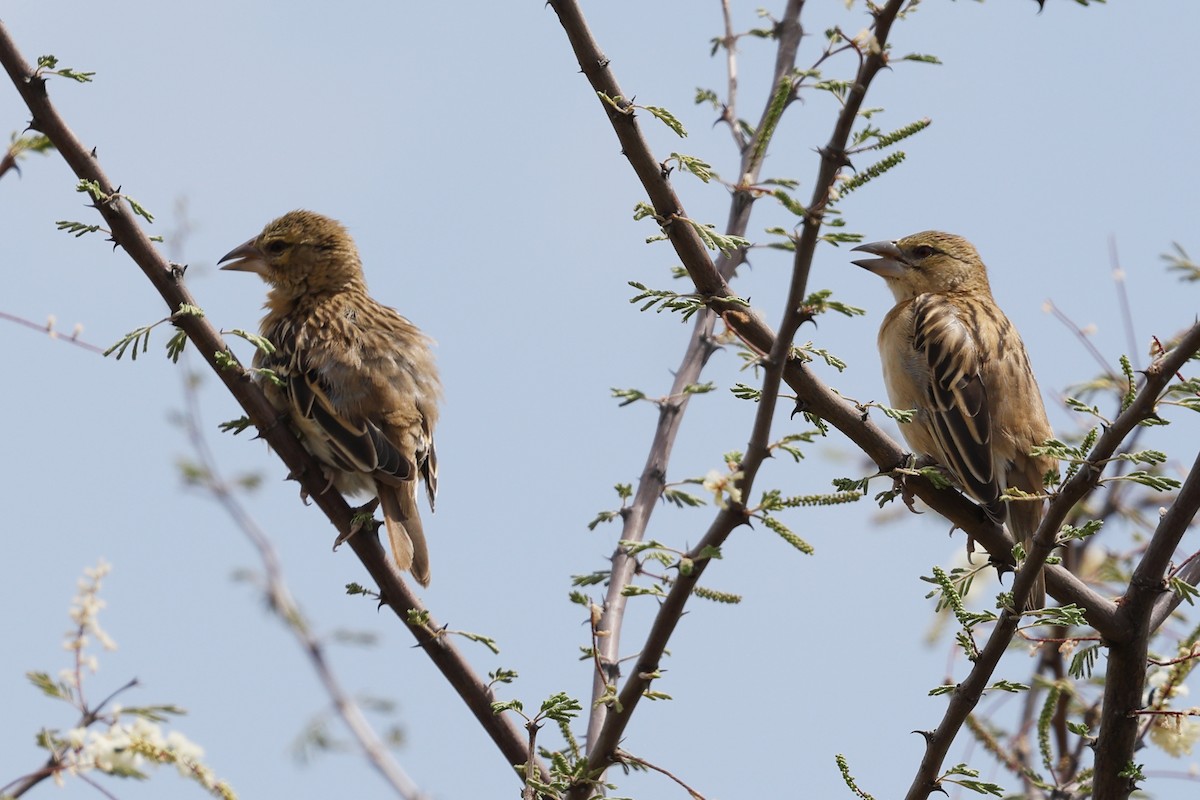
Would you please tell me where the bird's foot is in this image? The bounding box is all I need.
[889,454,940,515]
[333,498,382,548]
[287,464,339,505]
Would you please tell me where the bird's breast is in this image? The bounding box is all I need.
[878,301,940,458]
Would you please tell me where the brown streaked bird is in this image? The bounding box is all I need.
[220,210,441,586]
[851,231,1054,608]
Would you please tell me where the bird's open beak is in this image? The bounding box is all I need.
[850,240,908,279]
[218,238,268,276]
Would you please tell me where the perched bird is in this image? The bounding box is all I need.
[851,231,1054,608]
[220,210,441,586]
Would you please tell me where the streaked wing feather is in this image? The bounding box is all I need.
[422,439,438,511]
[289,369,414,482]
[913,297,1003,518]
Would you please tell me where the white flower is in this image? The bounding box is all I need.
[166,730,206,776]
[1149,713,1200,758]
[86,724,142,773]
[702,470,743,509]
[65,727,88,748]
[852,28,882,56]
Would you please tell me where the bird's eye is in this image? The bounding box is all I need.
[912,245,935,259]
[264,240,288,256]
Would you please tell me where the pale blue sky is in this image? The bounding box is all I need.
[3,2,1199,798]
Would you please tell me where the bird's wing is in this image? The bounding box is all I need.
[911,295,1004,521]
[289,368,415,483]
[422,435,438,511]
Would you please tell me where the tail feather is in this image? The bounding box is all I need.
[378,482,431,587]
[1008,467,1047,611]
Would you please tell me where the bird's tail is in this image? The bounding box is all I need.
[378,481,431,587]
[1009,496,1045,611]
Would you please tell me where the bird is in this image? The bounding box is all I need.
[219,210,441,586]
[851,231,1055,609]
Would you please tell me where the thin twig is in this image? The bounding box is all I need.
[615,749,707,800]
[1110,236,1140,372]
[0,310,105,354]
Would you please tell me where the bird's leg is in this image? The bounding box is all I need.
[334,498,382,548]
[288,463,341,506]
[890,453,940,515]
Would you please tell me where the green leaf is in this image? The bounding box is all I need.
[669,152,713,182]
[1168,576,1199,606]
[537,692,582,723]
[1058,519,1102,543]
[801,288,866,318]
[491,699,524,715]
[986,680,1029,693]
[456,630,500,655]
[694,87,719,109]
[1110,470,1182,491]
[731,383,762,401]
[26,671,70,700]
[165,329,188,362]
[663,487,705,508]
[1068,645,1100,679]
[56,219,103,237]
[644,105,687,137]
[126,195,155,223]
[611,387,647,407]
[621,584,666,598]
[250,367,286,387]
[227,328,276,355]
[218,416,254,435]
[818,231,865,246]
[37,54,95,82]
[680,217,751,255]
[772,189,806,217]
[122,704,186,722]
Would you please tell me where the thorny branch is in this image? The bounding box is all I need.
[0,20,547,787]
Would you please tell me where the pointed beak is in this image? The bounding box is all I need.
[850,240,908,279]
[218,238,268,276]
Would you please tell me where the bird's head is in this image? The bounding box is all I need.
[851,231,991,301]
[219,210,364,295]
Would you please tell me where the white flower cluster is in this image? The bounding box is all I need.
[1146,669,1200,758]
[62,558,117,680]
[58,715,228,795]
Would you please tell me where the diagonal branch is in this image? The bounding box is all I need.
[0,21,545,787]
